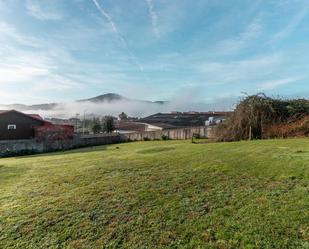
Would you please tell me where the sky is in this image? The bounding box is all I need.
[0,0,309,107]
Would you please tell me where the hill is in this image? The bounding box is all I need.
[0,139,308,248]
[80,93,129,103]
[2,93,165,111]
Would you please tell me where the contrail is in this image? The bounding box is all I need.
[145,0,159,38]
[91,0,144,73]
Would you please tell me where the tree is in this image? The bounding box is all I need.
[118,112,128,120]
[214,93,309,141]
[91,117,102,134]
[102,116,115,133]
[92,123,102,134]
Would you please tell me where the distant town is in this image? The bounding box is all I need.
[0,109,229,142]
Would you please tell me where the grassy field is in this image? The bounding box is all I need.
[0,139,308,249]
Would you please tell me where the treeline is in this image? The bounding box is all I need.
[78,116,116,134]
[76,112,136,134]
[215,93,309,141]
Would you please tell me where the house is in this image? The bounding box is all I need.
[117,111,232,133]
[0,110,46,140]
[0,110,74,141]
[137,112,231,129]
[205,116,226,126]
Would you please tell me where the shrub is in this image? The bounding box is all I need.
[215,94,309,141]
[161,135,169,140]
[1,149,38,158]
[264,116,309,138]
[192,133,201,139]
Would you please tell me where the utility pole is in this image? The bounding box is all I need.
[83,110,86,135]
[249,126,252,141]
[75,113,79,134]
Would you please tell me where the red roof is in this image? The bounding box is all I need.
[27,114,44,121]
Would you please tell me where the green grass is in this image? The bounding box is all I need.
[0,139,308,249]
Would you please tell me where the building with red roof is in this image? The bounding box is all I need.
[0,110,74,141]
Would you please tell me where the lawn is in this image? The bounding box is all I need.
[0,139,308,248]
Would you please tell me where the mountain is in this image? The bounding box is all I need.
[1,93,165,111]
[80,93,166,105]
[79,93,129,103]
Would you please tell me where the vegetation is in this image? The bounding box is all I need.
[215,93,309,141]
[92,118,102,134]
[0,139,308,248]
[265,116,309,138]
[119,112,128,120]
[102,115,116,133]
[80,116,116,134]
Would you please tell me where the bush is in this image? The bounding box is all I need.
[161,135,169,140]
[264,116,309,138]
[1,149,38,158]
[215,94,309,141]
[192,133,201,139]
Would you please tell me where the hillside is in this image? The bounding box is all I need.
[0,139,308,248]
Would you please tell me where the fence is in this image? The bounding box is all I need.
[0,126,215,157]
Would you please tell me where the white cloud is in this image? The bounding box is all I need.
[32,75,84,92]
[25,0,63,21]
[271,7,308,43]
[0,65,49,84]
[0,91,50,105]
[258,77,303,90]
[199,53,282,85]
[145,0,159,38]
[0,45,83,93]
[91,0,120,37]
[271,8,308,42]
[0,22,41,47]
[216,17,262,54]
[91,0,145,74]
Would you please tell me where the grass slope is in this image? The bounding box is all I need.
[0,139,308,248]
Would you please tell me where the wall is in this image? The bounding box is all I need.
[0,139,73,157]
[75,134,123,147]
[0,135,122,157]
[124,126,209,141]
[0,126,214,157]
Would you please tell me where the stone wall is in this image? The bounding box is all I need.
[0,139,75,157]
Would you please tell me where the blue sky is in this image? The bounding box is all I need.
[0,0,308,105]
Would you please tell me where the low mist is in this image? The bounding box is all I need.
[0,93,235,119]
